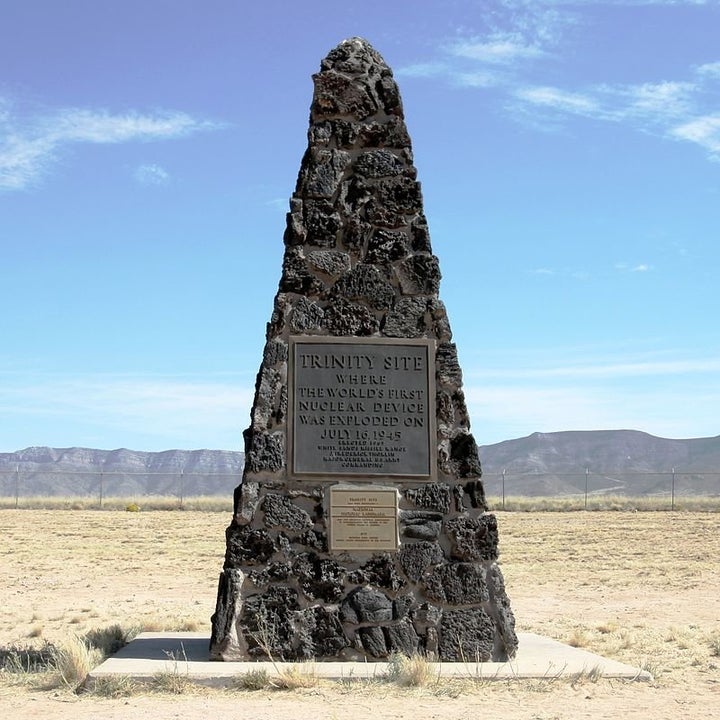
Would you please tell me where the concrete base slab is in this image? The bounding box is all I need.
[87,632,651,686]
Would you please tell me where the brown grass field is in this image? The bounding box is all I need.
[1,509,719,719]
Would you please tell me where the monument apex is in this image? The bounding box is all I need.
[210,37,517,663]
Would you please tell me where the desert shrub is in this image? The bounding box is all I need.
[85,624,135,656]
[0,643,56,673]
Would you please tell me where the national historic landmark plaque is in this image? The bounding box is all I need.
[290,337,434,478]
[329,485,399,551]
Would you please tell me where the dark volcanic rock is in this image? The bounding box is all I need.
[262,493,313,531]
[225,524,276,567]
[398,540,444,582]
[340,586,393,624]
[424,562,489,605]
[439,608,496,662]
[445,514,498,561]
[292,552,345,601]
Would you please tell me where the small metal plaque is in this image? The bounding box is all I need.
[329,486,399,552]
[289,337,435,478]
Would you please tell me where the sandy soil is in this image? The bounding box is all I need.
[1,509,719,719]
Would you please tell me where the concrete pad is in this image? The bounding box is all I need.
[87,632,652,686]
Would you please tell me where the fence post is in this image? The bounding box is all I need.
[15,464,19,509]
[502,468,506,511]
[585,467,589,510]
[179,469,184,509]
[671,467,676,511]
[99,469,104,509]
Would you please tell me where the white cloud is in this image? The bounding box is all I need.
[450,35,545,64]
[696,61,720,78]
[622,81,695,119]
[399,4,720,161]
[134,163,170,186]
[466,381,720,445]
[467,356,720,381]
[49,108,209,144]
[615,262,652,272]
[0,101,220,191]
[395,62,449,79]
[671,114,720,155]
[462,347,720,444]
[526,265,590,279]
[511,75,720,158]
[454,72,503,88]
[0,373,254,451]
[515,86,601,115]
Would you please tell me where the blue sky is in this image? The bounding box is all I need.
[2,0,719,452]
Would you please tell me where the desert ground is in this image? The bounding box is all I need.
[1,508,719,719]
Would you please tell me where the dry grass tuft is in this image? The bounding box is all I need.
[709,635,720,658]
[384,653,437,687]
[85,624,135,656]
[149,647,195,694]
[596,621,618,635]
[0,495,233,512]
[1,643,55,677]
[150,669,196,694]
[51,635,103,690]
[485,494,720,513]
[566,628,591,648]
[270,663,319,690]
[87,673,140,697]
[233,668,271,690]
[570,665,603,686]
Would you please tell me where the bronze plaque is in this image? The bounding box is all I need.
[289,337,435,478]
[329,486,399,551]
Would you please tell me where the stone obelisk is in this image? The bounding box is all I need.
[210,37,517,662]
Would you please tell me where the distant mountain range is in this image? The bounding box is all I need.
[1,430,718,498]
[477,430,720,497]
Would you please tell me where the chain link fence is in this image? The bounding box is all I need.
[0,470,241,509]
[1,468,719,510]
[482,469,720,510]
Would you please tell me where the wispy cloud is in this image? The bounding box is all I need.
[527,265,591,280]
[512,47,720,158]
[697,61,720,78]
[0,372,254,451]
[396,2,720,161]
[462,347,720,443]
[468,356,720,381]
[396,61,449,79]
[134,163,170,186]
[671,115,720,157]
[466,382,720,445]
[450,34,546,65]
[516,86,601,115]
[265,197,289,212]
[615,262,652,272]
[398,1,567,84]
[0,101,220,191]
